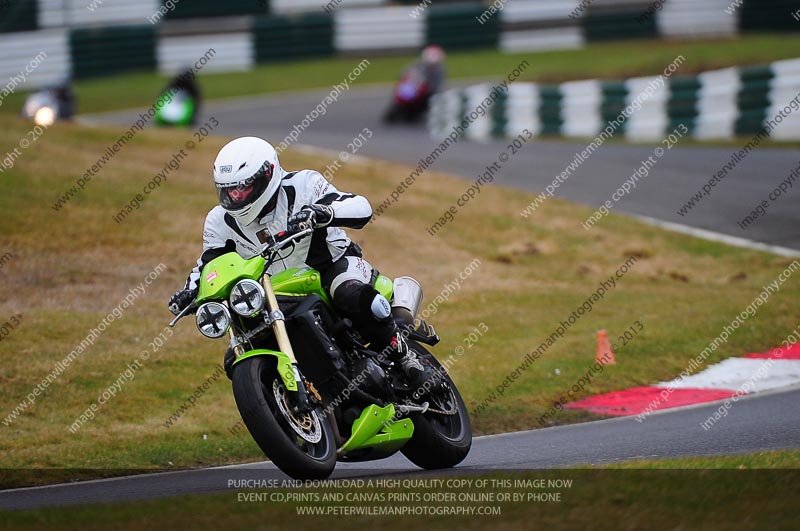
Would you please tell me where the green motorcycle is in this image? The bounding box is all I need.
[169,226,471,479]
[154,89,196,127]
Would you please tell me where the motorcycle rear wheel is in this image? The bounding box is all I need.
[232,356,336,479]
[400,341,472,469]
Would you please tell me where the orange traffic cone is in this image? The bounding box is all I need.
[596,330,616,365]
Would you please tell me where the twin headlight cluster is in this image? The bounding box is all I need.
[196,279,266,339]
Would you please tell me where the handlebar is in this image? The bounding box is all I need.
[168,301,197,328]
[261,226,314,258]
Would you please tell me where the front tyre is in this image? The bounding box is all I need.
[232,356,336,479]
[401,342,472,469]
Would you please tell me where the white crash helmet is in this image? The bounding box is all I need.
[213,137,284,225]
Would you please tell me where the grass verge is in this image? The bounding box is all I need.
[0,116,798,485]
[601,448,800,469]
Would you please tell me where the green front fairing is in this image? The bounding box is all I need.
[231,349,297,391]
[197,253,265,304]
[270,269,393,304]
[199,255,394,306]
[339,404,414,454]
[270,267,331,305]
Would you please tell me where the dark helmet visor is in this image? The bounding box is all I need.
[217,161,273,210]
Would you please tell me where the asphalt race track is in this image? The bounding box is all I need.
[2,386,799,510]
[85,84,800,252]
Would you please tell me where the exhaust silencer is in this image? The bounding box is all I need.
[391,276,423,328]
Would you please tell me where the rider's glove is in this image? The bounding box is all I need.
[287,204,334,233]
[168,287,198,316]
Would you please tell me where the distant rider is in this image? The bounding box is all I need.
[162,68,202,124]
[416,44,446,97]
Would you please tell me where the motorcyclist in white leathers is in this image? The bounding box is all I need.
[168,137,433,386]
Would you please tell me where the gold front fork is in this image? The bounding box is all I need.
[261,274,298,364]
[229,329,245,356]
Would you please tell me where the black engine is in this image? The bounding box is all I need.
[351,357,389,397]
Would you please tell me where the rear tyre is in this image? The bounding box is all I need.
[232,356,336,479]
[383,105,401,123]
[400,342,472,469]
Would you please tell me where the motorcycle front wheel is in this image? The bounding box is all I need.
[232,356,336,479]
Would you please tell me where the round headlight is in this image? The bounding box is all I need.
[229,279,265,317]
[34,106,56,127]
[196,302,231,339]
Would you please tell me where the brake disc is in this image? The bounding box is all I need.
[273,380,323,443]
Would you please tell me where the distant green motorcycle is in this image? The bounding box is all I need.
[170,225,471,479]
[154,89,196,127]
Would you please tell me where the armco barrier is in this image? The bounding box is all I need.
[157,33,253,75]
[254,13,334,61]
[429,58,800,142]
[38,0,157,29]
[741,0,798,32]
[0,28,70,88]
[334,6,423,52]
[164,0,268,20]
[0,0,37,34]
[70,25,157,79]
[583,4,658,42]
[427,4,499,50]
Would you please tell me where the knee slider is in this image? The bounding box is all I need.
[370,293,391,320]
